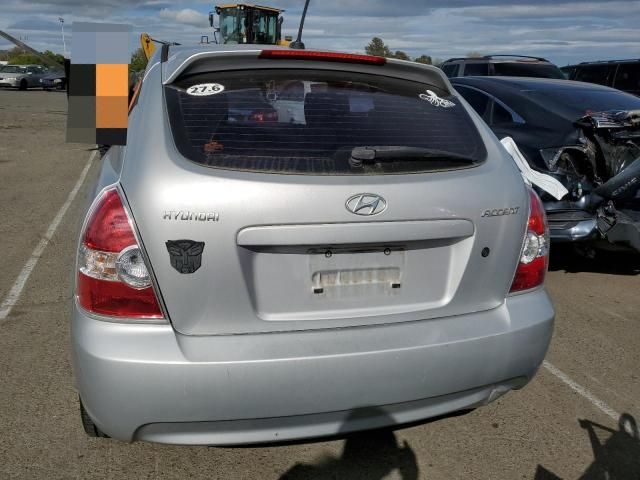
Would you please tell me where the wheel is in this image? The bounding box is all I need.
[79,399,109,438]
[98,145,111,158]
[19,79,27,91]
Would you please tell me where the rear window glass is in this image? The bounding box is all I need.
[165,69,486,175]
[463,63,489,76]
[493,62,565,79]
[614,63,640,93]
[441,64,458,77]
[573,65,611,85]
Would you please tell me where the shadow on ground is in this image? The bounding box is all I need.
[549,244,640,276]
[279,408,419,480]
[535,413,640,479]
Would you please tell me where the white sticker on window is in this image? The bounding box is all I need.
[186,83,225,96]
[419,90,456,108]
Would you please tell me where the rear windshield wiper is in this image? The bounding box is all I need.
[349,146,476,168]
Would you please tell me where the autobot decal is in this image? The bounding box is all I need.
[166,240,205,274]
[419,90,456,108]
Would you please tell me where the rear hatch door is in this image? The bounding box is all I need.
[123,51,529,335]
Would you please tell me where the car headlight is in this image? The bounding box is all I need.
[4,77,17,81]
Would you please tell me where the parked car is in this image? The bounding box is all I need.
[41,70,66,90]
[0,64,48,90]
[72,45,554,445]
[452,76,640,252]
[563,59,640,96]
[440,55,565,79]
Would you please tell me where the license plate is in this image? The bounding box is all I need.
[308,247,405,294]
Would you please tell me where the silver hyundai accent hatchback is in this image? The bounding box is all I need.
[72,45,555,445]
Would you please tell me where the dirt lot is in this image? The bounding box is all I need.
[0,90,638,479]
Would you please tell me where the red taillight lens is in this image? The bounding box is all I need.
[510,188,550,293]
[259,49,387,65]
[77,274,163,318]
[77,188,164,319]
[249,110,279,123]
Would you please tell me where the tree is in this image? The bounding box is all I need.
[466,51,484,58]
[365,37,391,58]
[364,38,435,64]
[7,52,43,65]
[5,47,64,67]
[43,50,65,64]
[393,50,410,61]
[130,47,148,72]
[414,55,432,65]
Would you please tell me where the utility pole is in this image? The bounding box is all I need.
[59,17,66,57]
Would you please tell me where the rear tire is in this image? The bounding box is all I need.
[80,399,109,438]
[19,79,27,91]
[98,144,111,158]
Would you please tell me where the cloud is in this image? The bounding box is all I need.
[453,1,640,19]
[0,0,638,66]
[7,19,62,31]
[158,8,207,27]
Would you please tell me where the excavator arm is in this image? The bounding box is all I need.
[0,30,64,69]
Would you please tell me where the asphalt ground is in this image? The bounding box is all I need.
[0,90,638,480]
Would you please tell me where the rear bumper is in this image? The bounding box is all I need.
[600,208,640,253]
[72,289,554,445]
[546,209,598,242]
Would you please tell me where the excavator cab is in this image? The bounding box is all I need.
[210,4,290,46]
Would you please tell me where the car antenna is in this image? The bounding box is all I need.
[289,0,311,49]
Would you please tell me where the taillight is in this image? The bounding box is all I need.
[510,188,550,293]
[77,188,164,319]
[249,110,279,123]
[259,49,387,65]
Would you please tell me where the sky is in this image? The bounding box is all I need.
[1,0,639,66]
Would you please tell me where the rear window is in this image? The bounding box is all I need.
[441,64,458,77]
[463,63,489,76]
[614,63,640,93]
[165,69,486,175]
[493,62,565,79]
[573,65,612,85]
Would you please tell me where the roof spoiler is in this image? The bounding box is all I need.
[162,48,452,94]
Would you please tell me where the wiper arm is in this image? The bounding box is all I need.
[349,146,476,168]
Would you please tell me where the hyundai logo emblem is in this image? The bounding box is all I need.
[345,194,387,216]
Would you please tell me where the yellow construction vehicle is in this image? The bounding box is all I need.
[140,33,156,61]
[209,4,292,46]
